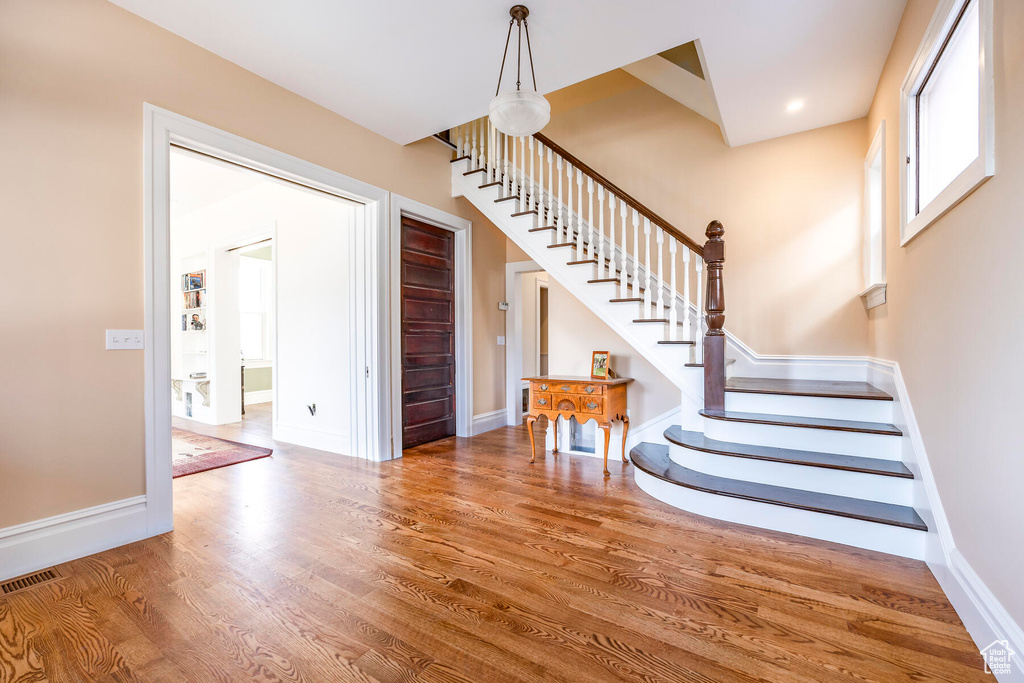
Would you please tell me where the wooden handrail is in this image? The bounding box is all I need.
[534,132,704,257]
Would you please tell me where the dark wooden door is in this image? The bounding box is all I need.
[401,217,456,448]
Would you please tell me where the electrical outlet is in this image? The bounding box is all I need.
[106,330,144,350]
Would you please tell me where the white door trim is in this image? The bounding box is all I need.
[505,260,543,427]
[144,104,390,535]
[388,194,473,453]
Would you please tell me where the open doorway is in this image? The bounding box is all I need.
[505,261,549,426]
[169,146,356,478]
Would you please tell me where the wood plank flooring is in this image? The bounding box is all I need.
[0,416,986,681]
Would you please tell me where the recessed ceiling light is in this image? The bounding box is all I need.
[786,100,804,112]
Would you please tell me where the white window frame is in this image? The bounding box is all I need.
[239,254,273,363]
[899,0,994,245]
[861,121,886,309]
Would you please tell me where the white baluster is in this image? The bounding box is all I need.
[643,218,653,315]
[471,121,478,167]
[695,257,704,362]
[480,122,488,178]
[456,126,464,160]
[632,210,641,298]
[586,178,595,261]
[511,134,518,201]
[575,170,584,256]
[487,120,494,183]
[597,186,606,278]
[668,238,678,341]
[528,136,535,212]
[656,227,665,320]
[682,248,692,341]
[503,132,510,195]
[619,200,628,297]
[536,140,544,218]
[556,156,564,239]
[520,136,527,212]
[608,195,616,285]
[546,147,554,227]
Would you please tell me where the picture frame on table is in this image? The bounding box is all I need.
[591,351,611,380]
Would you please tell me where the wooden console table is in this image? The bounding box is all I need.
[523,375,632,476]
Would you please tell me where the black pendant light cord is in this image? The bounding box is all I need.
[495,19,514,97]
[523,18,538,91]
[494,12,538,96]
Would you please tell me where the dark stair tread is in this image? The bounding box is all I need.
[663,427,912,478]
[450,156,471,163]
[511,209,538,217]
[685,363,704,368]
[463,168,487,176]
[494,195,519,203]
[528,225,557,232]
[699,410,902,436]
[548,242,576,249]
[567,259,598,266]
[630,443,926,531]
[478,181,503,189]
[657,340,695,345]
[726,378,892,401]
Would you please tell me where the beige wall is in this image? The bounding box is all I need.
[866,0,1024,624]
[547,280,680,428]
[0,0,506,528]
[541,82,870,356]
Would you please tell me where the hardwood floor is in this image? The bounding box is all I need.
[0,424,986,681]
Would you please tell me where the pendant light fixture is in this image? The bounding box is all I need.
[489,5,550,137]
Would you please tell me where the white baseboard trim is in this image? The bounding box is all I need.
[472,409,507,436]
[274,422,349,455]
[243,390,273,405]
[0,496,151,582]
[870,357,1022,677]
[935,550,1024,680]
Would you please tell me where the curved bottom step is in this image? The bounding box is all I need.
[631,443,927,560]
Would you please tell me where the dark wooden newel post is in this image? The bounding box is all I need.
[703,220,726,411]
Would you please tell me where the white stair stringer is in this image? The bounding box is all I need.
[452,159,703,408]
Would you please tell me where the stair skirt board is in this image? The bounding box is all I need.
[702,414,902,460]
[724,392,894,423]
[667,443,913,506]
[633,467,926,559]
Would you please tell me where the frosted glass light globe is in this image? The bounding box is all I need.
[489,89,550,137]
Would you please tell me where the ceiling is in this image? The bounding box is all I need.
[110,0,906,147]
[170,148,264,221]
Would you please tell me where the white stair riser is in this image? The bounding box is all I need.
[667,444,913,506]
[634,469,925,560]
[724,392,893,423]
[703,416,901,460]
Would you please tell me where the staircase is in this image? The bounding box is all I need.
[444,119,927,561]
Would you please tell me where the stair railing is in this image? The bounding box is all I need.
[450,118,725,410]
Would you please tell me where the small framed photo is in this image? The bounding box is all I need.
[188,271,205,290]
[591,351,610,380]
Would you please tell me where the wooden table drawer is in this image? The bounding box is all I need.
[550,382,604,396]
[532,392,553,409]
[579,396,604,415]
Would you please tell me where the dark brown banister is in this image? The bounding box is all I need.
[534,132,704,257]
[702,221,726,411]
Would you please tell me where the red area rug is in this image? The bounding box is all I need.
[172,428,272,478]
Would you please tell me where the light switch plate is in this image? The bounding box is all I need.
[497,336,506,346]
[106,329,144,350]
